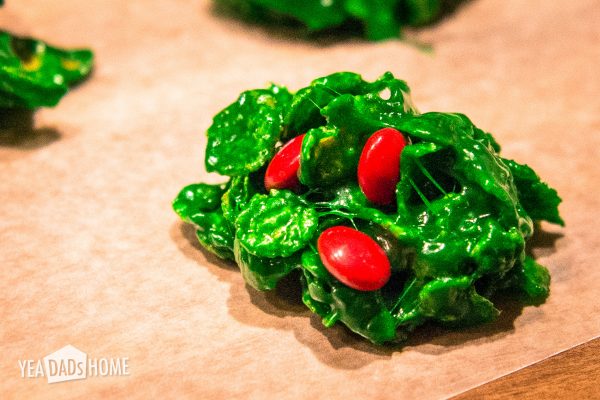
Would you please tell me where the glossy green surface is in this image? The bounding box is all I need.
[205,85,291,176]
[298,72,415,187]
[174,183,235,260]
[215,0,465,40]
[236,189,318,258]
[234,239,301,290]
[0,30,93,108]
[173,71,563,344]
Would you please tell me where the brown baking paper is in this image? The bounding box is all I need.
[1,0,599,398]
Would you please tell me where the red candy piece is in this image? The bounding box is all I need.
[317,226,391,291]
[358,127,407,205]
[264,134,305,191]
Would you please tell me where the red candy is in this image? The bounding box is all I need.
[358,127,407,205]
[317,226,391,291]
[264,134,305,191]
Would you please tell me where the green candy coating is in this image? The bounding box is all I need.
[215,0,465,41]
[0,30,93,108]
[174,72,563,344]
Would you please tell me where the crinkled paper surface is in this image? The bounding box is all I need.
[1,0,599,398]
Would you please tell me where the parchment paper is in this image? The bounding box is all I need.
[1,0,599,398]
